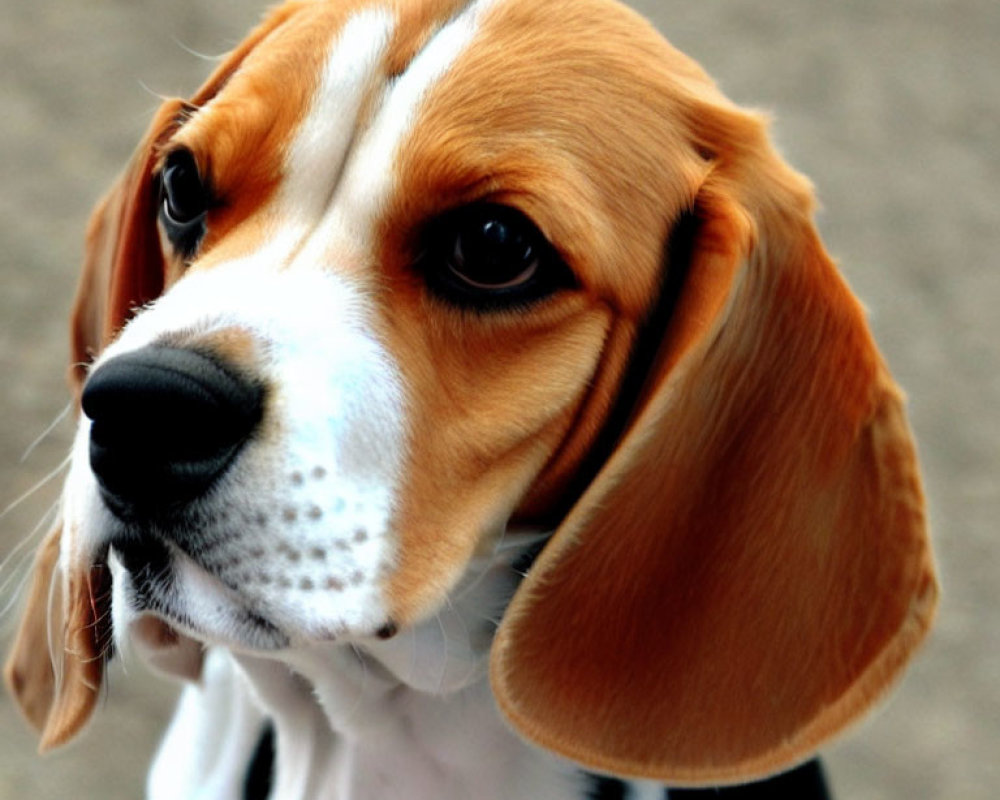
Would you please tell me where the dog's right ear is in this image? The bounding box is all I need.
[5,4,307,752]
[69,99,186,392]
[4,525,63,735]
[3,521,111,752]
[3,98,187,753]
[68,2,303,393]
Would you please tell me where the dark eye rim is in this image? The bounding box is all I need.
[156,148,213,259]
[414,203,576,312]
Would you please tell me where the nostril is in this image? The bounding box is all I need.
[82,346,264,517]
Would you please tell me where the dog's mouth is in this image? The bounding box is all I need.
[109,537,291,662]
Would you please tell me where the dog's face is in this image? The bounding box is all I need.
[73,0,707,648]
[7,0,937,786]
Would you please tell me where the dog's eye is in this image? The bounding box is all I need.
[158,149,210,257]
[418,205,574,310]
[450,213,538,289]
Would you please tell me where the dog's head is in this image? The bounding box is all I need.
[6,0,936,785]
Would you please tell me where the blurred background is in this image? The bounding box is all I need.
[1,0,996,797]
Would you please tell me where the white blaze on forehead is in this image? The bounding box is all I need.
[71,0,509,644]
[296,0,503,264]
[349,0,501,199]
[281,8,395,224]
[242,8,395,271]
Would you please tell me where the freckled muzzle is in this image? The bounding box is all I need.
[82,345,264,519]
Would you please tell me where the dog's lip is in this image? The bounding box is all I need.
[110,541,292,653]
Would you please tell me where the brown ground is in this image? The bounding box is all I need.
[1,0,997,797]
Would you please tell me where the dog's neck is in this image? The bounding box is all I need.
[149,531,598,800]
[236,655,578,800]
[238,531,586,800]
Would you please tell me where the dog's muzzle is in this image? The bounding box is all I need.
[82,345,264,519]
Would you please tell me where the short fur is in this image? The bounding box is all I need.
[6,0,936,795]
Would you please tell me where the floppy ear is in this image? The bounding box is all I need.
[3,521,111,752]
[491,108,938,785]
[68,99,189,391]
[3,102,181,750]
[4,6,304,749]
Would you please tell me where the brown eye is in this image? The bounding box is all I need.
[418,205,574,310]
[158,149,210,257]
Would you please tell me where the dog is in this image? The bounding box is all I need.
[5,0,938,797]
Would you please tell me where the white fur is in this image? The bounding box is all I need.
[90,261,406,649]
[150,538,596,800]
[62,1,675,798]
[148,649,268,800]
[330,0,502,251]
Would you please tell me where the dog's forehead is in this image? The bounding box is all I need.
[172,0,709,310]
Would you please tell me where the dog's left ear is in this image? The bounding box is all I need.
[492,101,938,785]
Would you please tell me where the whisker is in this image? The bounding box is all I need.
[76,581,115,670]
[450,527,509,604]
[84,600,114,633]
[0,559,35,622]
[47,554,64,700]
[20,402,73,463]
[0,500,59,598]
[434,608,450,695]
[170,36,228,62]
[446,593,474,642]
[136,80,175,105]
[0,454,71,525]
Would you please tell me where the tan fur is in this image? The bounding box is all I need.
[485,5,937,779]
[4,522,110,752]
[6,0,936,784]
[380,0,711,619]
[4,525,62,735]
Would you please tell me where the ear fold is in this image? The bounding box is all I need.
[492,123,938,785]
[3,522,111,752]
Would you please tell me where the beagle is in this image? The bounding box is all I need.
[5,0,937,797]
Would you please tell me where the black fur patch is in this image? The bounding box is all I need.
[671,759,831,799]
[584,773,631,800]
[243,724,275,800]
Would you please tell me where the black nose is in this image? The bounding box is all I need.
[82,346,264,519]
